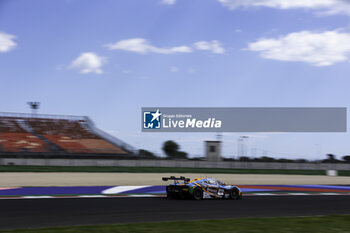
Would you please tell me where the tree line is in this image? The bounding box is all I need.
[138,140,350,163]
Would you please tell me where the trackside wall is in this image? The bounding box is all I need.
[1,158,350,170]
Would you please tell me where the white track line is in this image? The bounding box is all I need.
[102,186,150,194]
[318,193,340,195]
[253,193,275,195]
[22,196,54,199]
[0,192,349,200]
[79,195,107,198]
[129,194,159,197]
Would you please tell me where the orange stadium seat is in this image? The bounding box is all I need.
[78,139,127,154]
[0,132,49,153]
[0,116,128,155]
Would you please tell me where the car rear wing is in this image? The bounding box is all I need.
[162,176,190,184]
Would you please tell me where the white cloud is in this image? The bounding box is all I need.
[106,38,226,55]
[105,38,192,54]
[193,40,225,54]
[70,52,106,74]
[170,66,179,72]
[217,0,350,15]
[247,30,350,66]
[0,32,17,53]
[161,0,176,5]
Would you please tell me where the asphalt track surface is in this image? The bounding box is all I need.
[1,195,350,230]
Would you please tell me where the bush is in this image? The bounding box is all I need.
[138,149,157,159]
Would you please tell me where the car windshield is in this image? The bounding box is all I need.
[217,180,225,186]
[207,179,218,185]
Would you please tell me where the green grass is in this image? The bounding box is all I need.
[1,215,350,233]
[0,165,349,175]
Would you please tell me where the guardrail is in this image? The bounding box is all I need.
[1,158,350,170]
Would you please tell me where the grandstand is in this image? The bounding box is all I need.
[0,112,135,157]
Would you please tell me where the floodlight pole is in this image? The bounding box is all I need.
[27,102,40,118]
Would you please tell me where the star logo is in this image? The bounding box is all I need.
[151,109,162,122]
[143,109,162,129]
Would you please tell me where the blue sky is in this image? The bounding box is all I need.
[1,0,350,160]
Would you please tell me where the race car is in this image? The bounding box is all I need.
[162,176,242,200]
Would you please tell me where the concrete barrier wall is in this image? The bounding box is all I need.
[1,158,350,170]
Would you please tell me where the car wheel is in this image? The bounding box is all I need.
[230,187,240,200]
[193,187,203,200]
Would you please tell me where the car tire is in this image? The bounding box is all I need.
[229,187,240,200]
[192,187,203,200]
